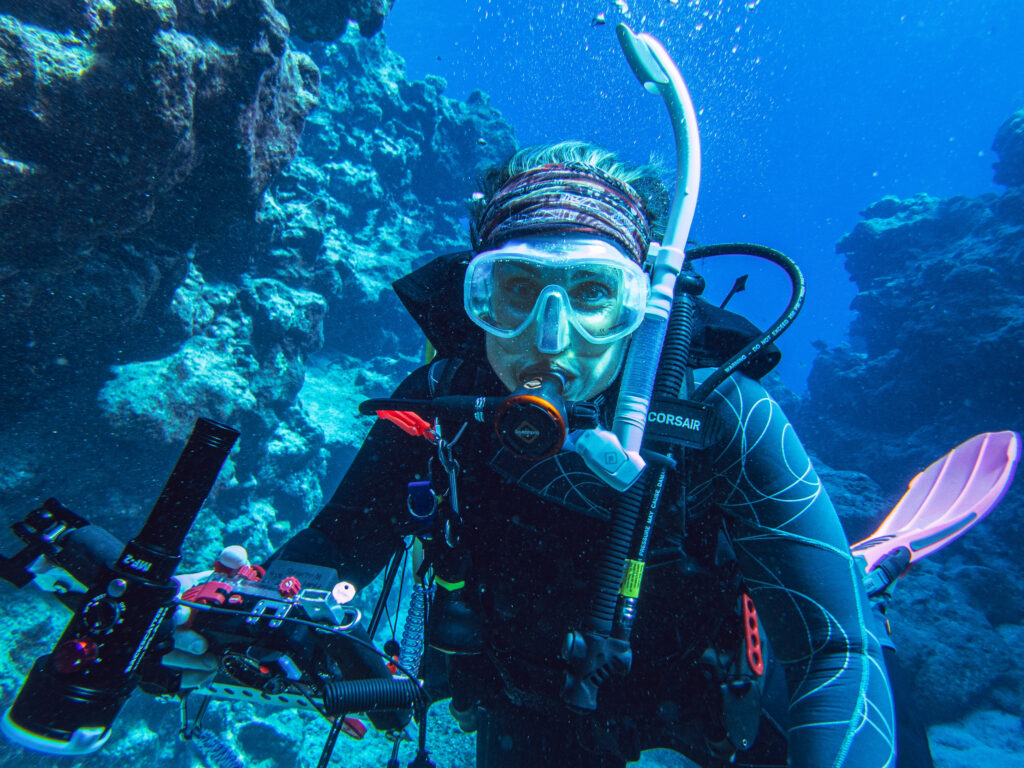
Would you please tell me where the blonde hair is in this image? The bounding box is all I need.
[472,141,669,238]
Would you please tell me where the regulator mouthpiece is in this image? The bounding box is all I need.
[495,374,570,462]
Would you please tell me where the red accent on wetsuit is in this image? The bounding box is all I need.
[742,593,765,676]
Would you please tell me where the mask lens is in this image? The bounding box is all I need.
[566,265,631,339]
[464,240,649,343]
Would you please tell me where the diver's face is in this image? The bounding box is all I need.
[485,328,628,401]
[468,235,644,400]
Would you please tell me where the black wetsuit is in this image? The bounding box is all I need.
[278,354,898,768]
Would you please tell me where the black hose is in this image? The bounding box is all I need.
[582,275,701,638]
[321,678,425,717]
[584,476,648,635]
[686,243,805,402]
[654,287,699,399]
[569,243,802,707]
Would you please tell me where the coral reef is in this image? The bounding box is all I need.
[799,188,1024,490]
[1,0,326,423]
[929,710,1024,768]
[0,16,515,540]
[0,17,511,767]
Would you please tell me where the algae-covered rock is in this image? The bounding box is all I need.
[929,710,1024,768]
[888,561,1021,722]
[0,0,320,255]
[799,184,1024,490]
[261,32,516,359]
[993,107,1024,188]
[0,19,515,540]
[276,0,395,41]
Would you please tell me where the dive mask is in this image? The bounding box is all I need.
[464,237,649,354]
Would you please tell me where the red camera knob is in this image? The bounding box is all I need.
[278,576,301,598]
[52,638,99,674]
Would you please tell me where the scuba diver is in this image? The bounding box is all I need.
[268,25,903,768]
[269,136,900,766]
[12,23,1017,768]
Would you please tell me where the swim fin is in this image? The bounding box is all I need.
[851,431,1020,574]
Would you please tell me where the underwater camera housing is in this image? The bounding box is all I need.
[0,418,422,758]
[0,418,239,755]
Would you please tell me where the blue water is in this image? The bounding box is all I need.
[382,0,1024,390]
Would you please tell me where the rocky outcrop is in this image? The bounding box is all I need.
[268,40,516,361]
[798,188,1024,492]
[0,0,320,255]
[993,107,1024,188]
[799,106,1024,496]
[796,109,1024,726]
[0,0,324,418]
[276,0,394,40]
[0,23,515,554]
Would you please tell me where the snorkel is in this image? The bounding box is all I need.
[561,24,704,713]
[574,25,702,491]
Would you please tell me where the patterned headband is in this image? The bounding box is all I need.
[472,163,653,265]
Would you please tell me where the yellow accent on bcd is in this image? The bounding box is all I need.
[619,559,645,598]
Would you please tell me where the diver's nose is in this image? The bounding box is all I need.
[534,289,571,354]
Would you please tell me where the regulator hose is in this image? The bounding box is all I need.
[584,279,702,637]
[562,272,702,709]
[321,678,425,717]
[566,244,802,710]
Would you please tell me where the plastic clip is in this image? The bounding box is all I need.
[378,410,436,442]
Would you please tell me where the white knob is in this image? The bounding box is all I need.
[217,545,249,570]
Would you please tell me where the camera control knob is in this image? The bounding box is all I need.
[106,578,128,598]
[52,638,99,673]
[82,595,123,634]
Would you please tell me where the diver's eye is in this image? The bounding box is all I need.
[499,277,542,311]
[571,280,615,308]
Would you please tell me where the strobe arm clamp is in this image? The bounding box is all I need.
[0,499,126,606]
[0,499,90,588]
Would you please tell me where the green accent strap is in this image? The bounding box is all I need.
[435,577,466,592]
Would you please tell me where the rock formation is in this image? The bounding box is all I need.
[0,12,515,549]
[0,0,321,253]
[993,107,1024,188]
[276,0,394,40]
[0,11,512,764]
[795,107,1024,727]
